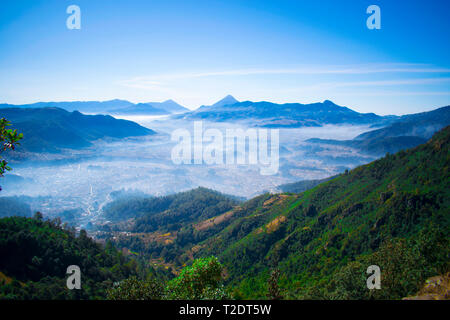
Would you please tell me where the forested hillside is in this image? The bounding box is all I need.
[102,187,240,231]
[0,214,158,299]
[191,126,449,299]
[277,176,337,193]
[1,126,448,300]
[103,127,449,300]
[97,187,242,272]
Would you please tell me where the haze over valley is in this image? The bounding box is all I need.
[1,97,448,231]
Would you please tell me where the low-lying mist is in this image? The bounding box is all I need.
[1,116,376,227]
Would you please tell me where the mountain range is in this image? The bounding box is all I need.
[307,105,450,155]
[178,96,397,127]
[356,105,450,140]
[2,97,449,159]
[0,107,155,153]
[0,99,189,116]
[0,98,449,299]
[108,100,188,115]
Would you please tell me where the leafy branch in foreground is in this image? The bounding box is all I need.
[0,118,23,191]
[106,276,163,300]
[165,256,226,300]
[107,256,228,300]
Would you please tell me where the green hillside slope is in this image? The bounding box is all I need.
[191,126,450,299]
[0,215,154,299]
[97,188,242,272]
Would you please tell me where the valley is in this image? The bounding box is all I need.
[93,127,450,299]
[1,0,449,303]
[1,109,378,228]
[0,99,449,300]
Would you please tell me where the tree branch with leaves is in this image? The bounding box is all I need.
[0,118,23,191]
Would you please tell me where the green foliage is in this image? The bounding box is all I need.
[0,216,146,299]
[103,188,242,271]
[329,223,449,299]
[191,127,450,299]
[165,257,226,299]
[0,118,23,190]
[100,127,449,300]
[267,268,283,300]
[2,126,448,300]
[103,187,239,232]
[106,276,163,300]
[105,256,227,300]
[279,176,337,194]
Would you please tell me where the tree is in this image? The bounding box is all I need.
[33,212,44,221]
[106,276,163,300]
[0,118,23,191]
[165,256,226,299]
[267,268,283,300]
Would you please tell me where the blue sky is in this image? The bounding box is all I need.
[0,0,449,114]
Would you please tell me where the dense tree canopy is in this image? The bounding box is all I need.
[0,216,148,299]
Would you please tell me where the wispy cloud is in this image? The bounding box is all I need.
[117,63,450,89]
[296,77,450,91]
[337,91,450,97]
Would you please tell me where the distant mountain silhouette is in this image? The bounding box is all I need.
[0,100,134,114]
[180,99,393,127]
[277,175,338,193]
[307,105,450,155]
[210,95,239,108]
[0,99,189,115]
[147,99,189,113]
[307,136,428,156]
[108,103,169,115]
[108,99,189,115]
[0,107,155,153]
[195,95,239,111]
[356,105,450,140]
